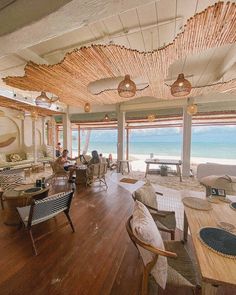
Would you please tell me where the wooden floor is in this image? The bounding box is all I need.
[0,178,235,295]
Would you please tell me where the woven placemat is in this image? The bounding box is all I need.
[230,202,236,211]
[182,197,212,210]
[198,227,236,259]
[120,178,138,184]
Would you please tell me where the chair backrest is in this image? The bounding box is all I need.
[88,163,107,178]
[27,190,74,226]
[50,160,65,174]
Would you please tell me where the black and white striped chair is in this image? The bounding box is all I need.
[17,190,75,255]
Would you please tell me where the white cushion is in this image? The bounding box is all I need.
[132,200,167,289]
[135,183,158,209]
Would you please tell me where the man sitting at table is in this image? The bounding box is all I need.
[55,149,78,182]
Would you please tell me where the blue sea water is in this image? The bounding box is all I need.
[71,126,236,160]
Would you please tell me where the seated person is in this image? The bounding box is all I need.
[55,149,78,181]
[88,150,100,165]
[55,142,62,157]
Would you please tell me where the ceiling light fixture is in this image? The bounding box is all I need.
[118,75,136,98]
[103,114,110,122]
[84,102,91,113]
[171,73,192,97]
[35,91,52,108]
[187,104,198,115]
[147,114,155,122]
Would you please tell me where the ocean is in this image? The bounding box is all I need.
[71,126,236,160]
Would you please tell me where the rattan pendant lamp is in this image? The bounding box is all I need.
[171,73,192,97]
[118,75,136,98]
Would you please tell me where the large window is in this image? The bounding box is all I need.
[191,125,236,160]
[129,127,182,159]
[71,128,118,158]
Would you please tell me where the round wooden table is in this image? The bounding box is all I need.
[75,166,87,185]
[3,185,49,226]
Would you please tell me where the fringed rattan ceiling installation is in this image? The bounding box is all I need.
[0,95,61,116]
[3,2,236,106]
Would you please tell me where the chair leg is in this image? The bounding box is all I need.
[28,229,38,256]
[0,192,4,210]
[141,268,149,295]
[64,211,75,233]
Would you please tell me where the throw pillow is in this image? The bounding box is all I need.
[132,200,167,289]
[135,183,158,209]
[9,153,22,162]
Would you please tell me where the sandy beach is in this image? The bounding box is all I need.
[100,152,236,173]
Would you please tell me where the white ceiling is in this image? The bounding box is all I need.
[0,0,236,110]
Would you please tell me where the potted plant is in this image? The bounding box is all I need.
[160,165,168,176]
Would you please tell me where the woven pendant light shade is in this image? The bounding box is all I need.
[171,73,192,97]
[187,104,198,115]
[118,75,136,98]
[35,91,51,107]
[103,114,110,122]
[84,102,91,113]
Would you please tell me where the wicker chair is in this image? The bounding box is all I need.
[50,160,69,183]
[133,189,176,240]
[126,216,201,295]
[17,190,75,255]
[86,163,108,189]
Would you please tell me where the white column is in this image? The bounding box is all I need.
[42,117,46,146]
[51,118,56,160]
[62,107,71,154]
[32,119,37,163]
[21,119,25,148]
[182,107,192,177]
[117,109,125,161]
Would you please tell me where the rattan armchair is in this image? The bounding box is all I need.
[126,216,201,295]
[133,190,176,240]
[86,163,108,189]
[50,160,69,183]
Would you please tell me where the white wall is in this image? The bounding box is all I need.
[0,106,48,154]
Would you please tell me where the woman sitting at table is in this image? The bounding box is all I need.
[88,150,100,165]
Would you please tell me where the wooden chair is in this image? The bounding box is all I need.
[86,163,108,189]
[126,216,201,295]
[133,191,176,240]
[17,190,75,255]
[50,161,69,183]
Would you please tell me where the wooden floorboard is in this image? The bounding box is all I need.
[0,179,236,295]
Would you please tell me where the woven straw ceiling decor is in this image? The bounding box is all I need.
[0,95,60,116]
[3,2,236,106]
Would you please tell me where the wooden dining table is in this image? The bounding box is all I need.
[183,197,236,294]
[3,184,49,226]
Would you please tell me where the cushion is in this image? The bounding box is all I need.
[135,182,158,209]
[9,153,22,162]
[132,201,167,289]
[26,152,34,160]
